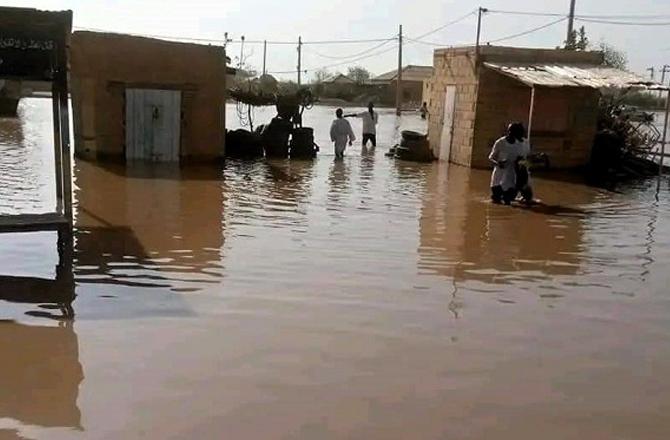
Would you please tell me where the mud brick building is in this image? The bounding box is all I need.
[71,32,227,162]
[426,46,653,169]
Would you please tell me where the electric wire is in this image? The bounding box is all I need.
[484,17,568,44]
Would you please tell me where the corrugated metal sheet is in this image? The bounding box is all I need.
[483,62,668,90]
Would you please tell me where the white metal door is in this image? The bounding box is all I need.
[125,89,181,162]
[438,86,457,161]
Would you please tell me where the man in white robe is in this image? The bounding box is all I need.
[330,108,356,158]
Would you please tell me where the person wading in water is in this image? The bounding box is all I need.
[488,122,532,205]
[345,102,379,148]
[330,108,356,159]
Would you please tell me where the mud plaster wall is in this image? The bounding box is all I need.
[70,32,226,161]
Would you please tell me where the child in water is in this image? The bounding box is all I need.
[330,108,355,158]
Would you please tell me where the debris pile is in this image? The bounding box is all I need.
[587,100,667,184]
[227,82,319,159]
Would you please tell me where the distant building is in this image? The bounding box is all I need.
[322,74,357,85]
[370,65,434,106]
[427,45,656,168]
[71,31,227,162]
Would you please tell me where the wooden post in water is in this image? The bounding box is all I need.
[51,82,64,216]
[395,25,403,116]
[658,90,670,184]
[57,37,73,224]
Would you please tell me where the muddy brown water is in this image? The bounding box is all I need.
[1,99,670,439]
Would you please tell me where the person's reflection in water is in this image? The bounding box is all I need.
[418,165,591,286]
[327,158,352,211]
[358,143,376,194]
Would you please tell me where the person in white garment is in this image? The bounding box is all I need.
[489,122,531,205]
[345,102,378,147]
[330,108,356,158]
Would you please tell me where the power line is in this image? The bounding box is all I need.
[404,36,472,48]
[313,44,397,71]
[302,38,395,45]
[268,42,398,75]
[304,38,396,60]
[411,10,478,41]
[487,9,670,19]
[404,36,449,47]
[72,26,395,45]
[575,18,670,26]
[484,17,567,44]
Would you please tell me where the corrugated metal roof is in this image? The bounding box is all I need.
[484,62,668,90]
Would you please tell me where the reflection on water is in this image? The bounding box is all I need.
[418,165,591,286]
[0,321,83,433]
[0,100,56,215]
[1,100,670,439]
[74,161,225,292]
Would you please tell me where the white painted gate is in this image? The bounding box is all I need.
[125,89,181,162]
[438,85,457,161]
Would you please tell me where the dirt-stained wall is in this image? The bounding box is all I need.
[70,31,226,161]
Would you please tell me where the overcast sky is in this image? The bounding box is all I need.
[3,0,670,81]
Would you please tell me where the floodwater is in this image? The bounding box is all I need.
[1,99,670,440]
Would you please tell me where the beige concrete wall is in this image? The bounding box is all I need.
[430,45,602,169]
[71,31,226,161]
[427,48,478,166]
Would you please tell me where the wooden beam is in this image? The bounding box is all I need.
[527,86,536,143]
[56,37,73,225]
[52,82,64,215]
[0,213,69,232]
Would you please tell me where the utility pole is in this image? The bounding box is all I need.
[262,40,267,76]
[396,24,403,116]
[648,66,656,81]
[566,0,577,46]
[660,65,670,98]
[475,7,487,62]
[239,35,245,69]
[297,36,303,86]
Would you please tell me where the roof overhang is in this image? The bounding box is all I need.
[484,62,670,91]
